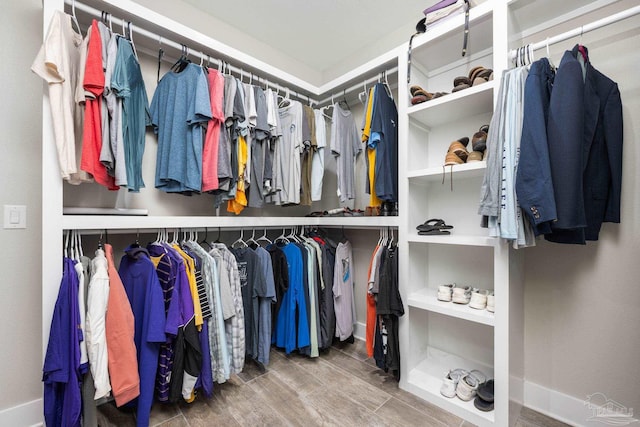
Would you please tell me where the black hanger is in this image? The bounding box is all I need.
[171,45,191,73]
[214,227,222,244]
[199,227,212,249]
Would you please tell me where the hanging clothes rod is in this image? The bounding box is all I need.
[316,66,398,107]
[509,5,640,61]
[64,0,317,102]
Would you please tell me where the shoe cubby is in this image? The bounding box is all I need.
[406,242,495,326]
[404,309,496,425]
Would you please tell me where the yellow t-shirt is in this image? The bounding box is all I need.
[228,135,248,215]
[362,87,382,207]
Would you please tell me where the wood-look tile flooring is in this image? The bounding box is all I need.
[97,339,569,427]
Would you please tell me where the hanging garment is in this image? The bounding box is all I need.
[545,45,623,244]
[248,86,271,208]
[312,235,336,350]
[376,244,404,381]
[274,242,310,354]
[252,245,277,365]
[43,258,82,427]
[104,243,139,407]
[110,36,151,192]
[231,246,268,359]
[118,245,166,427]
[370,83,399,203]
[80,20,118,190]
[104,34,128,187]
[202,69,225,192]
[333,240,356,341]
[211,243,246,374]
[31,11,91,184]
[86,248,111,399]
[275,101,304,205]
[311,109,327,202]
[300,105,317,206]
[330,103,362,202]
[151,63,212,193]
[362,86,383,208]
[516,57,557,236]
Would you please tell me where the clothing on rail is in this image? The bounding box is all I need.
[479,44,623,246]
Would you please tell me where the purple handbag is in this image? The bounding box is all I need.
[423,0,458,15]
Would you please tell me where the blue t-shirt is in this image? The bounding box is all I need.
[150,63,212,193]
[274,243,310,354]
[111,38,151,192]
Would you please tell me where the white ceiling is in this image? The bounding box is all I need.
[182,0,426,73]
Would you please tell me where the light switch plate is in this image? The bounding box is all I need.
[4,205,26,229]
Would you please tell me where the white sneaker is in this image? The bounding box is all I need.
[456,370,486,401]
[486,291,495,313]
[440,369,467,398]
[437,283,454,302]
[452,285,472,304]
[469,289,489,310]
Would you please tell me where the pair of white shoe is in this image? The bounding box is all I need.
[437,284,494,312]
[437,283,473,303]
[440,368,487,401]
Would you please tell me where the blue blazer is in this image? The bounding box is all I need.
[545,45,623,244]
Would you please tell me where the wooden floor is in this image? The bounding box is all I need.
[97,339,569,427]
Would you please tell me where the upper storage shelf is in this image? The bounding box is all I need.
[410,2,494,75]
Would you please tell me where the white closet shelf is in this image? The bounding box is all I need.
[408,82,494,128]
[408,161,486,184]
[407,233,496,247]
[405,347,494,426]
[410,1,494,72]
[61,215,399,231]
[407,288,494,326]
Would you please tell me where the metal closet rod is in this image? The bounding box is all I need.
[510,5,640,60]
[316,67,399,107]
[62,225,379,236]
[64,0,316,102]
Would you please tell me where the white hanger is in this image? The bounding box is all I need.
[545,37,556,70]
[231,229,248,248]
[246,229,258,247]
[275,227,290,244]
[257,228,272,245]
[128,22,138,59]
[70,0,82,36]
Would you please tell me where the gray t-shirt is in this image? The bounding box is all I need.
[330,103,361,202]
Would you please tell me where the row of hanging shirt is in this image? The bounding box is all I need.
[44,227,358,427]
[477,43,623,247]
[364,229,404,381]
[32,12,149,192]
[151,61,333,212]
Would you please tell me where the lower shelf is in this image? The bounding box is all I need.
[404,347,495,426]
[407,288,495,326]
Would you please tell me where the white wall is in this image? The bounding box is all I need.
[131,0,323,86]
[0,0,44,414]
[522,16,640,416]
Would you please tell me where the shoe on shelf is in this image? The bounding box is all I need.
[472,124,489,152]
[456,369,487,401]
[467,150,484,162]
[437,283,455,302]
[486,291,495,313]
[474,379,495,412]
[440,368,468,398]
[452,285,472,304]
[469,289,489,310]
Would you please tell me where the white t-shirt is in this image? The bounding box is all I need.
[311,109,327,201]
[31,11,90,183]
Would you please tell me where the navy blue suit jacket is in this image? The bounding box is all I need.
[545,45,623,244]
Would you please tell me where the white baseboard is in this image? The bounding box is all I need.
[353,321,366,341]
[0,398,43,427]
[523,381,639,427]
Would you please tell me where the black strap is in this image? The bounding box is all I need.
[157,48,164,83]
[462,0,470,57]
